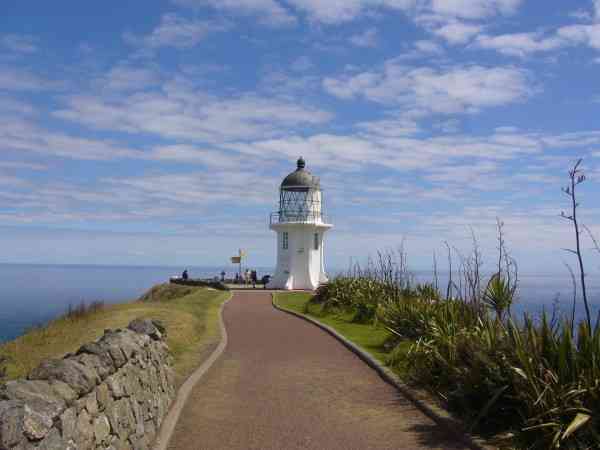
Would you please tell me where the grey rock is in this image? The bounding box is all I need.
[93,414,110,445]
[1,380,66,420]
[106,398,135,441]
[84,392,98,417]
[77,342,116,376]
[127,319,163,341]
[143,419,156,439]
[129,432,151,450]
[75,409,94,449]
[59,407,77,442]
[76,353,112,381]
[128,398,144,436]
[22,404,53,440]
[36,427,65,450]
[65,439,78,450]
[105,375,124,399]
[96,383,111,412]
[29,359,100,396]
[50,380,78,405]
[107,436,130,450]
[0,400,26,448]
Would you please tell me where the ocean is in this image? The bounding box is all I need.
[0,264,599,343]
[0,264,248,343]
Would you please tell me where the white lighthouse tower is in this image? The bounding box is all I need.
[268,158,333,290]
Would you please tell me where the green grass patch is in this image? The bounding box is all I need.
[274,292,410,373]
[0,284,230,386]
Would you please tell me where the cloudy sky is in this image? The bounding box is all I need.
[2,0,600,273]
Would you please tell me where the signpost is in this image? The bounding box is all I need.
[230,249,246,281]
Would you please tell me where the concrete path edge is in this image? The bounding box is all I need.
[271,295,499,450]
[153,291,233,450]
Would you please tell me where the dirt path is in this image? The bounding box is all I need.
[167,291,468,450]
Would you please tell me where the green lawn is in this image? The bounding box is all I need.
[0,284,230,385]
[273,292,411,373]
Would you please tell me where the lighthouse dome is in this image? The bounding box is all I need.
[281,157,320,189]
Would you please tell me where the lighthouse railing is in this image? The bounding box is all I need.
[270,211,329,225]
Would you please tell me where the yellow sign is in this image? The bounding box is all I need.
[231,256,241,264]
[239,249,246,257]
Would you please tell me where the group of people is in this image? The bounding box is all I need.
[234,269,259,287]
[178,268,269,288]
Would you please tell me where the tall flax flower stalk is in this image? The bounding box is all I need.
[560,159,592,330]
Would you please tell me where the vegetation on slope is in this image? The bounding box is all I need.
[0,283,230,386]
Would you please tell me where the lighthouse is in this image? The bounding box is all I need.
[267,158,333,290]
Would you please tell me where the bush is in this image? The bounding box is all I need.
[64,300,105,320]
[384,289,600,447]
[312,243,600,447]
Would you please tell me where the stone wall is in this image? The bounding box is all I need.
[0,319,176,450]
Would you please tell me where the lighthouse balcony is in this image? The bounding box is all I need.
[270,211,330,226]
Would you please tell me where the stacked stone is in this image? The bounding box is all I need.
[0,319,176,450]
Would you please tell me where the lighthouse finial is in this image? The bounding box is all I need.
[297,157,305,170]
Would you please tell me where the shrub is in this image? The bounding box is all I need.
[313,245,600,447]
[64,300,105,320]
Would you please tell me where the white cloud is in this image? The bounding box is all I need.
[557,23,600,50]
[427,0,521,20]
[284,0,417,24]
[53,79,333,143]
[1,34,37,53]
[432,22,482,44]
[349,28,378,48]
[284,0,516,25]
[0,67,59,91]
[323,62,533,115]
[414,40,444,53]
[0,117,144,160]
[173,0,296,26]
[149,145,245,169]
[474,32,567,57]
[100,66,161,91]
[356,113,421,137]
[123,13,228,50]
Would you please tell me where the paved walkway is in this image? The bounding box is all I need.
[167,291,468,450]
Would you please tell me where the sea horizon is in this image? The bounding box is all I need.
[1,262,600,344]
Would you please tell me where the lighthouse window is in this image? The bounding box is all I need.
[282,232,289,250]
[314,233,319,250]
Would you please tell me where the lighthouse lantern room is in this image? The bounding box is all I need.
[267,158,333,290]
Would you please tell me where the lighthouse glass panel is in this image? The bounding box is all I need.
[280,187,322,223]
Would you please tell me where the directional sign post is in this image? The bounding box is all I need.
[231,249,246,282]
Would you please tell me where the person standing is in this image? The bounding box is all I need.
[251,270,257,288]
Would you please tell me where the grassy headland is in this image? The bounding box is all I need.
[0,283,230,386]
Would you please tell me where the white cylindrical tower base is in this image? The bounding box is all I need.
[268,222,332,291]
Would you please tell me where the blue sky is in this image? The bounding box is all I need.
[2,0,600,273]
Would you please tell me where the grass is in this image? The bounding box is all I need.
[0,283,230,386]
[273,291,410,372]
